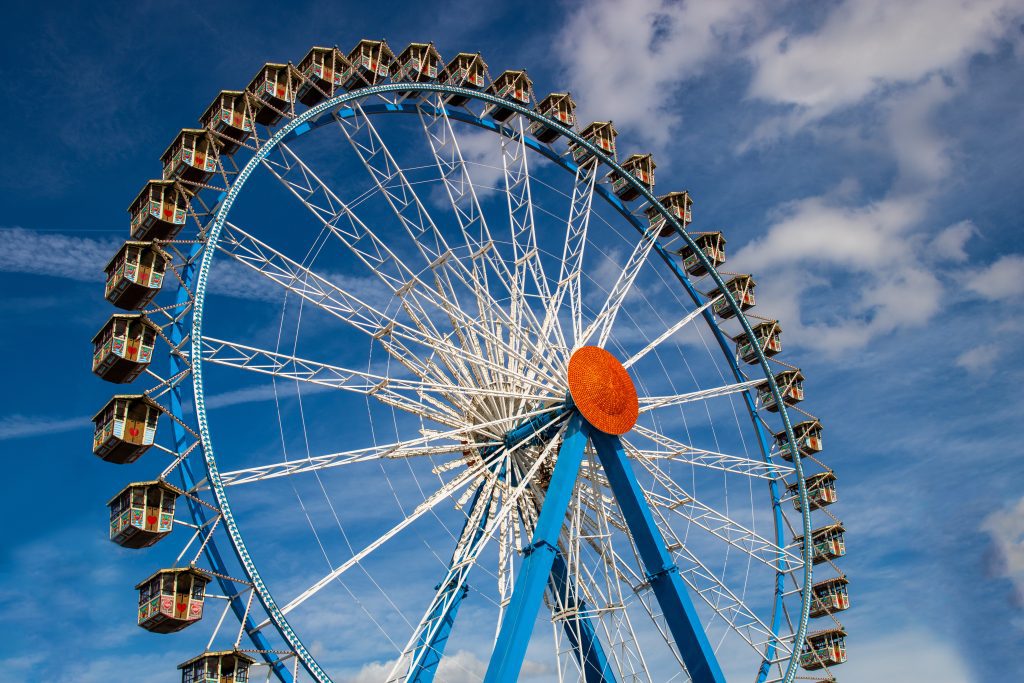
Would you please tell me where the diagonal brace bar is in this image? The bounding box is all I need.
[484,413,588,682]
[589,428,726,683]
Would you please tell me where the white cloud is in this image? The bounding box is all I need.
[206,256,285,301]
[0,226,388,308]
[955,343,1001,374]
[0,226,119,281]
[552,1,1022,359]
[730,192,945,354]
[965,254,1024,301]
[740,0,1023,199]
[746,0,1020,118]
[425,126,508,211]
[342,649,549,682]
[556,0,756,148]
[982,496,1024,600]
[836,630,975,683]
[204,383,281,410]
[0,225,281,300]
[931,221,975,263]
[735,194,923,273]
[0,414,90,441]
[726,33,1017,357]
[883,75,958,187]
[550,1,1024,365]
[452,128,507,198]
[205,381,333,410]
[50,653,185,683]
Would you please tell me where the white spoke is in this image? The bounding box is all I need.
[217,222,556,400]
[199,336,540,427]
[637,482,793,656]
[542,158,598,350]
[496,475,517,619]
[574,474,784,664]
[261,139,566,399]
[622,298,720,369]
[338,103,498,395]
[262,140,424,296]
[564,477,663,677]
[624,441,802,572]
[567,453,653,681]
[387,423,567,682]
[629,425,793,480]
[578,229,658,349]
[675,548,795,657]
[335,102,491,362]
[386,476,503,683]
[219,442,491,487]
[416,97,518,402]
[255,445,509,628]
[261,140,493,398]
[501,117,562,356]
[637,378,763,413]
[219,405,566,487]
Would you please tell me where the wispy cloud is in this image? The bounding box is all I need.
[552,1,1024,360]
[427,127,507,207]
[729,190,957,354]
[0,225,389,309]
[0,414,90,441]
[965,254,1024,302]
[955,343,1001,375]
[834,630,975,683]
[714,1,1022,356]
[982,496,1024,604]
[0,226,119,282]
[205,381,334,410]
[341,649,550,683]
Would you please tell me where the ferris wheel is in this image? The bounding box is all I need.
[92,40,849,683]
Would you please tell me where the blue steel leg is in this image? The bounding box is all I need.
[505,439,615,682]
[410,583,469,682]
[484,413,588,683]
[549,552,614,682]
[409,484,494,682]
[409,407,571,682]
[589,429,726,683]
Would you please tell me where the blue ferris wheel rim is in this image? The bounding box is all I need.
[172,81,813,683]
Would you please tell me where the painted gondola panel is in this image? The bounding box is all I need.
[130,187,187,241]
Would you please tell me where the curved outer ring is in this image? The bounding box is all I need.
[186,82,814,683]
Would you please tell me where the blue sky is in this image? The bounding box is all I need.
[1,1,1022,681]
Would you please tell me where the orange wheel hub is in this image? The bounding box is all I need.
[567,346,639,435]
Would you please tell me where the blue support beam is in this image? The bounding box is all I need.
[408,406,569,681]
[410,582,469,681]
[484,413,588,683]
[505,417,615,683]
[549,552,614,682]
[589,429,726,683]
[409,484,493,683]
